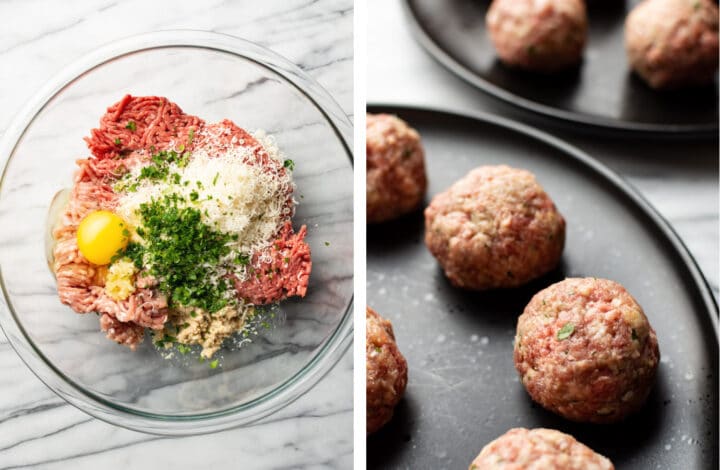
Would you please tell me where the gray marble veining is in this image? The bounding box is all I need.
[0,0,353,468]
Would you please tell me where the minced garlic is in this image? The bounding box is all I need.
[105,258,138,300]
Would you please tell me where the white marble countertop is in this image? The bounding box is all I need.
[368,0,718,299]
[0,1,352,468]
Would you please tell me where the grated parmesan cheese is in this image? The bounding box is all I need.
[116,136,294,264]
[251,130,285,166]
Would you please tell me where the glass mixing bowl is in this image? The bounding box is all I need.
[0,31,353,435]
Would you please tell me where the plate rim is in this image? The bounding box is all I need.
[367,102,719,341]
[402,0,719,136]
[367,102,718,467]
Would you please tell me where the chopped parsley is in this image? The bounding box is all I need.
[114,138,121,145]
[139,163,169,181]
[132,149,191,184]
[176,343,191,355]
[324,241,330,247]
[154,333,177,348]
[209,359,219,369]
[557,323,575,341]
[129,194,234,312]
[283,159,295,171]
[125,120,137,132]
[113,241,144,266]
[187,128,195,145]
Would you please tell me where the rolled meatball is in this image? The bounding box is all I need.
[367,114,427,223]
[486,0,588,72]
[625,0,719,89]
[514,278,660,423]
[425,165,565,290]
[470,428,614,470]
[366,306,408,434]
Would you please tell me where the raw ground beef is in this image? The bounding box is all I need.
[54,95,310,350]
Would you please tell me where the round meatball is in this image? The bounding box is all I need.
[470,428,614,470]
[366,306,408,434]
[424,165,565,290]
[367,114,427,223]
[486,0,588,72]
[514,278,660,423]
[625,0,719,89]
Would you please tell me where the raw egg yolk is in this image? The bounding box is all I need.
[76,210,130,265]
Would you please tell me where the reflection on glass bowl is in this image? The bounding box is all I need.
[0,30,353,435]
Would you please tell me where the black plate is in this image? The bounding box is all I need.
[403,0,719,136]
[366,105,718,469]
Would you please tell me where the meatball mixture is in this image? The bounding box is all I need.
[625,0,719,89]
[366,306,408,434]
[486,0,588,72]
[514,278,660,423]
[367,114,427,223]
[470,428,614,470]
[425,165,565,290]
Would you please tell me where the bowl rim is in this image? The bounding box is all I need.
[0,29,354,436]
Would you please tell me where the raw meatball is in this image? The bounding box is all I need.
[625,0,719,89]
[514,278,660,423]
[486,0,588,72]
[470,428,614,470]
[366,306,408,434]
[424,165,565,290]
[367,114,427,223]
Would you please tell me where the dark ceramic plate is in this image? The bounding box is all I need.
[403,0,719,136]
[366,105,718,469]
